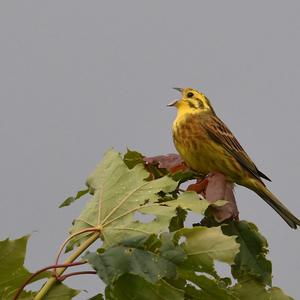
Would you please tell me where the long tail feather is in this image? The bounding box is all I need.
[249,180,300,229]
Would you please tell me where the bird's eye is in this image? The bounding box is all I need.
[187,92,194,98]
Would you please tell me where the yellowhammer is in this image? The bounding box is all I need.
[168,87,300,228]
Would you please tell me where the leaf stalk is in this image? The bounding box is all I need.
[33,232,100,300]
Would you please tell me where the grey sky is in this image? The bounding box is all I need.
[1,1,299,298]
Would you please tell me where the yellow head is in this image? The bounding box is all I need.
[168,87,215,115]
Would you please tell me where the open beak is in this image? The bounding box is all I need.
[167,87,183,107]
[173,87,183,93]
[167,100,178,107]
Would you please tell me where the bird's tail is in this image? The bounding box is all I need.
[248,180,300,229]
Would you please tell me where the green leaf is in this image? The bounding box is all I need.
[159,233,187,265]
[182,273,236,300]
[1,290,36,300]
[169,207,187,232]
[84,234,185,285]
[68,150,212,250]
[174,226,239,276]
[59,188,89,208]
[0,236,80,300]
[0,235,49,300]
[231,278,268,300]
[231,277,294,300]
[105,274,184,300]
[123,149,144,169]
[269,287,294,300]
[171,170,195,183]
[171,191,211,213]
[88,294,105,300]
[43,282,80,299]
[222,221,272,285]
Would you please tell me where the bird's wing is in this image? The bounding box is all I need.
[203,115,271,182]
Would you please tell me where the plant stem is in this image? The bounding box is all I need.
[34,232,100,300]
[58,270,97,281]
[54,227,100,277]
[13,262,86,300]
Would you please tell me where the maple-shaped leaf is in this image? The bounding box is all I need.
[222,221,272,285]
[0,235,79,300]
[59,151,184,208]
[105,274,184,300]
[68,150,212,249]
[182,272,236,300]
[174,226,239,277]
[84,234,185,286]
[0,235,49,299]
[92,233,186,300]
[231,277,294,300]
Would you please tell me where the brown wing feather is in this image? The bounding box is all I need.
[204,115,271,183]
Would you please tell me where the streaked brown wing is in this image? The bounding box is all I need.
[203,115,271,182]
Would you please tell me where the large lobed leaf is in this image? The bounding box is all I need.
[0,236,79,300]
[68,150,211,249]
[84,207,294,299]
[231,277,294,300]
[84,234,186,286]
[174,226,239,277]
[85,234,186,300]
[222,221,272,285]
[105,274,184,300]
[85,227,240,300]
[181,272,236,300]
[0,235,48,299]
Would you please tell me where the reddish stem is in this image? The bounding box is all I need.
[13,261,86,300]
[53,227,100,278]
[58,271,97,281]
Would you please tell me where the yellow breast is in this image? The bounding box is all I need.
[172,112,241,179]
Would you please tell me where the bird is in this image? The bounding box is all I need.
[168,87,300,229]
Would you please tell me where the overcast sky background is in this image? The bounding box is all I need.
[1,1,300,299]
